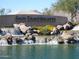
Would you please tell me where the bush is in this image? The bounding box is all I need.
[32,25,56,35]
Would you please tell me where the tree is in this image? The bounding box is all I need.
[42,8,52,15]
[53,0,79,22]
[0,8,11,15]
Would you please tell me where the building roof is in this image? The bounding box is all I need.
[8,10,42,15]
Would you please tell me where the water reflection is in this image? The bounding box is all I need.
[0,45,79,59]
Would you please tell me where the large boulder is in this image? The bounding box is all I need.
[60,31,74,40]
[63,23,71,30]
[19,23,31,34]
[63,22,74,30]
[72,25,79,30]
[5,33,12,39]
[60,31,77,44]
[57,37,64,44]
[57,25,64,30]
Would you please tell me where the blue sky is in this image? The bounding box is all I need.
[0,0,57,12]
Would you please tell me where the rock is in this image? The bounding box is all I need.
[63,22,74,30]
[66,38,77,44]
[31,35,36,43]
[15,38,24,45]
[59,31,77,44]
[48,40,58,45]
[63,23,71,30]
[51,28,60,35]
[5,33,12,39]
[57,25,64,30]
[60,31,74,40]
[4,33,13,45]
[19,23,31,34]
[72,25,79,30]
[57,37,64,44]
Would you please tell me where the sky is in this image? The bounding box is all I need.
[0,0,57,12]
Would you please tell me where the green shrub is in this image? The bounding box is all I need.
[32,25,56,35]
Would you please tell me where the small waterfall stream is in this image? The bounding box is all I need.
[0,28,79,46]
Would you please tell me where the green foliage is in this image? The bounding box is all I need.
[32,25,55,35]
[53,0,79,22]
[0,8,11,15]
[43,8,52,15]
[54,0,79,12]
[65,21,79,26]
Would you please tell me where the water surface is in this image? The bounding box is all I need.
[0,45,79,59]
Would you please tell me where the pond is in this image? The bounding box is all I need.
[0,45,79,59]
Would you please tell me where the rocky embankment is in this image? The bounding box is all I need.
[0,22,79,46]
